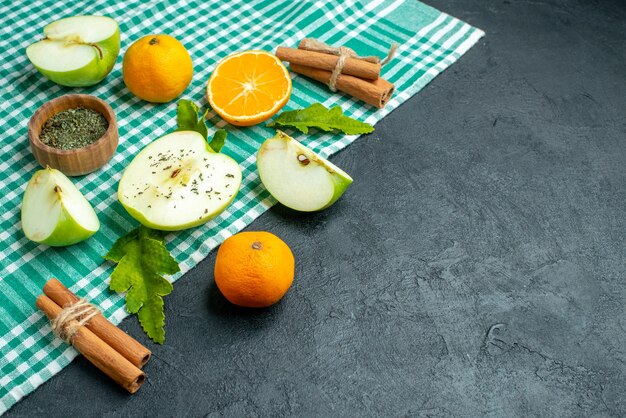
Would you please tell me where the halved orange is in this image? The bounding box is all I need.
[207,50,292,126]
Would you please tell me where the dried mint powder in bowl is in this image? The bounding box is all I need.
[39,107,108,150]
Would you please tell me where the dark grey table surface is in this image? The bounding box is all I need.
[7,0,626,416]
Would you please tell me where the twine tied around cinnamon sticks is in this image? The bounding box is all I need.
[50,298,99,342]
[276,38,397,108]
[298,38,398,92]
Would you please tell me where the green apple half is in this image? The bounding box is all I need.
[257,131,353,212]
[26,15,120,87]
[21,168,100,246]
[118,131,242,231]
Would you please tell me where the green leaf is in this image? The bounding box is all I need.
[176,100,209,140]
[175,100,226,153]
[176,100,200,132]
[208,129,227,153]
[196,110,209,140]
[104,228,139,263]
[105,226,180,344]
[267,103,374,135]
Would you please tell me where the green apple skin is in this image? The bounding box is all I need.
[30,207,98,247]
[257,131,353,212]
[26,18,120,87]
[28,33,120,87]
[117,131,242,231]
[21,168,99,246]
[119,189,239,232]
[324,164,354,210]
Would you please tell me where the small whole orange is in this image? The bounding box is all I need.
[123,34,193,103]
[214,231,295,308]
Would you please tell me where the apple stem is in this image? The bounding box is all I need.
[297,154,310,165]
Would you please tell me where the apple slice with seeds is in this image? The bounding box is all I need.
[257,131,353,212]
[118,131,242,231]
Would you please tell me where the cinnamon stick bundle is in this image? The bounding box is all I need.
[275,39,395,108]
[276,47,381,80]
[290,64,394,108]
[36,279,150,393]
[44,278,151,368]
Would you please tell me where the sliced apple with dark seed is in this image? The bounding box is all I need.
[118,131,242,231]
[257,131,353,212]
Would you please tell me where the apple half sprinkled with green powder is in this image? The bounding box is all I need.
[26,15,120,87]
[21,168,100,246]
[118,131,242,231]
[257,131,353,212]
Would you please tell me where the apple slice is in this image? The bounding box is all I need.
[26,15,120,87]
[118,131,242,231]
[257,131,353,212]
[21,168,100,246]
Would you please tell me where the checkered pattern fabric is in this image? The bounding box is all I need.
[0,0,483,413]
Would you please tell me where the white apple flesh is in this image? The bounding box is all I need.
[21,168,100,246]
[118,131,242,231]
[257,131,353,212]
[26,15,120,87]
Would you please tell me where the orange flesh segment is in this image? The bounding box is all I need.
[208,51,291,121]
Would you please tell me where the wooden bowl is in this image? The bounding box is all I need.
[28,94,118,176]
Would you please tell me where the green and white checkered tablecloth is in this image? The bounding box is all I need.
[0,0,483,413]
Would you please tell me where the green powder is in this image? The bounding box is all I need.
[39,107,108,150]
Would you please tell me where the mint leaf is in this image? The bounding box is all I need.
[196,110,209,140]
[105,226,180,344]
[268,103,374,135]
[209,129,227,153]
[176,100,200,131]
[105,228,139,263]
[176,100,209,140]
[175,100,227,153]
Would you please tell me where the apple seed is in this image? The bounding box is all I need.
[297,154,310,165]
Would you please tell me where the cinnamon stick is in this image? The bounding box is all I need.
[290,64,394,108]
[36,295,145,394]
[43,278,151,368]
[276,46,381,80]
